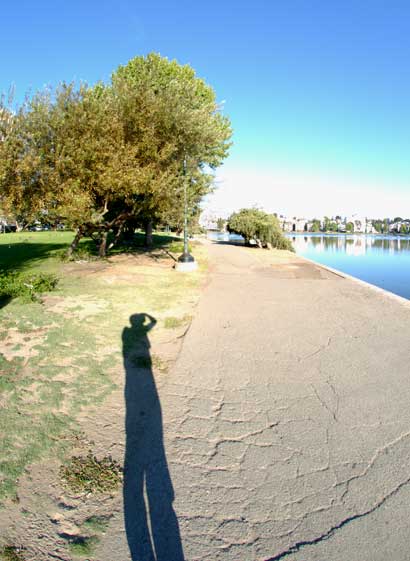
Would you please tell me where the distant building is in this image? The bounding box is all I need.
[345,215,376,234]
[199,210,219,230]
[281,217,308,232]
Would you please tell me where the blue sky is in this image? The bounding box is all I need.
[2,0,410,217]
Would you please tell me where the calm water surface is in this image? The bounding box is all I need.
[292,234,410,300]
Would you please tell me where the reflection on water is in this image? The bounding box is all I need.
[207,232,244,242]
[291,234,410,300]
[293,234,410,255]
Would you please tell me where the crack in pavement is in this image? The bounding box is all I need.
[310,383,338,423]
[264,472,410,561]
[298,337,332,362]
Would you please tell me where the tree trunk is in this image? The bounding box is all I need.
[108,223,124,250]
[66,227,83,257]
[145,220,153,248]
[99,231,108,257]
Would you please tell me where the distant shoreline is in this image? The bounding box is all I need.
[288,231,410,237]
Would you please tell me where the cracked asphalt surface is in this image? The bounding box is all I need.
[113,241,410,561]
[163,242,410,561]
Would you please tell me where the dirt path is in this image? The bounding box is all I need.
[97,241,410,561]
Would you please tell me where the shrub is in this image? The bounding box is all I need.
[0,271,58,303]
[227,208,294,251]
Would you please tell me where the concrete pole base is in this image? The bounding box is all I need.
[174,260,198,272]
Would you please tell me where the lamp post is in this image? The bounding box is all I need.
[176,158,198,271]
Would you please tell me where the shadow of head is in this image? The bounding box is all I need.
[122,314,158,358]
[129,313,157,332]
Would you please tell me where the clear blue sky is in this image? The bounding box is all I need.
[2,0,410,217]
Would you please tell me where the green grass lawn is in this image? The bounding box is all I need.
[0,231,83,273]
[0,230,184,273]
[0,230,206,503]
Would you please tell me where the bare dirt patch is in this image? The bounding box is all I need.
[0,327,49,363]
[45,296,110,320]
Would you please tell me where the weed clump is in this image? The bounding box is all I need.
[131,353,167,372]
[0,271,58,303]
[67,536,99,557]
[0,545,25,561]
[163,315,192,329]
[60,453,122,494]
[83,514,111,533]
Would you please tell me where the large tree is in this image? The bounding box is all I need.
[111,54,232,242]
[0,53,232,256]
[1,85,135,244]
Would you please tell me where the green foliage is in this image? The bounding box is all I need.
[216,217,226,231]
[227,208,294,251]
[60,453,123,494]
[83,515,111,533]
[383,218,390,234]
[67,536,100,557]
[1,54,232,257]
[0,546,25,561]
[163,315,191,329]
[0,271,58,302]
[311,219,321,232]
[346,222,354,233]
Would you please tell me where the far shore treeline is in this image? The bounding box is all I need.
[0,53,232,256]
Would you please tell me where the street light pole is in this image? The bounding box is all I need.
[176,157,197,271]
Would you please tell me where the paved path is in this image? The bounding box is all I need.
[160,242,410,561]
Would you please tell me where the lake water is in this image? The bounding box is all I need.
[291,234,410,300]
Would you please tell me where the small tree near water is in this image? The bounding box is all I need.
[227,208,294,251]
[217,218,226,232]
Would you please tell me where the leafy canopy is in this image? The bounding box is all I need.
[0,53,232,255]
[228,208,294,251]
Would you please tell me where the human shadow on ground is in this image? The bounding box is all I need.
[122,313,185,561]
